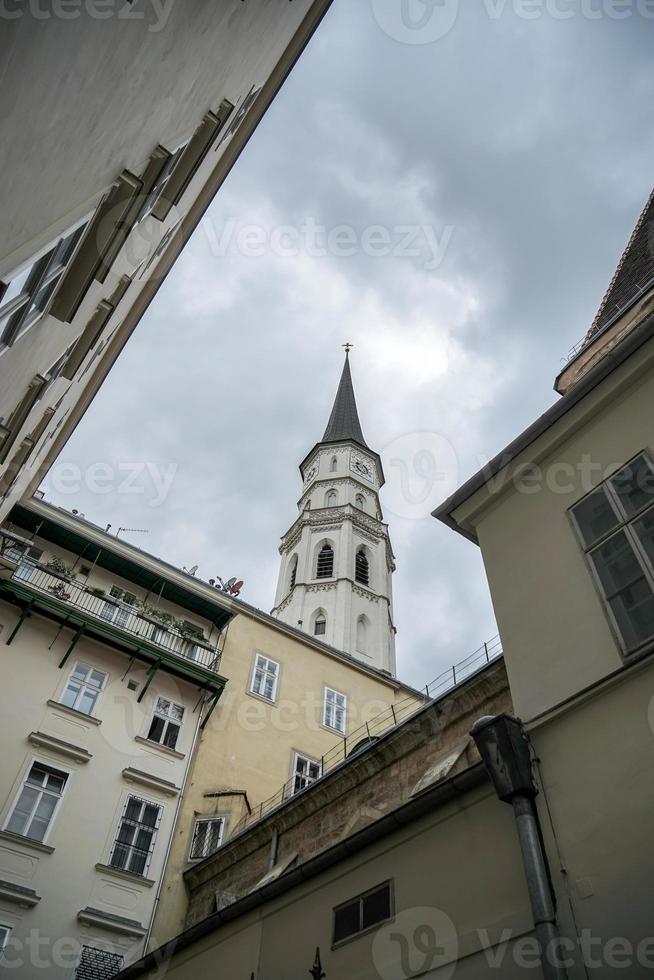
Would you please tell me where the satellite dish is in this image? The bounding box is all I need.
[230,580,244,596]
[189,565,198,576]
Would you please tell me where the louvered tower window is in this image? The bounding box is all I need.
[316,544,334,579]
[355,549,369,586]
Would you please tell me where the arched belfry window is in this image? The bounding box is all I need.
[325,490,338,508]
[289,554,298,591]
[314,611,327,636]
[355,494,365,511]
[356,615,368,654]
[330,457,338,473]
[317,544,334,579]
[355,549,369,586]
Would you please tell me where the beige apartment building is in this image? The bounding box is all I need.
[0,0,332,525]
[0,496,423,975]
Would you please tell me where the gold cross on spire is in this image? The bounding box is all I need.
[342,342,353,355]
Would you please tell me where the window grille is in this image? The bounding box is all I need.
[189,817,224,860]
[74,945,124,980]
[109,795,161,877]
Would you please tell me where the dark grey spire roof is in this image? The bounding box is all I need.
[321,354,368,449]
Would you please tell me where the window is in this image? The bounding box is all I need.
[333,881,393,944]
[355,494,366,511]
[250,654,280,702]
[316,543,334,579]
[5,762,68,842]
[289,555,298,591]
[314,613,327,637]
[147,698,184,750]
[571,453,654,653]
[74,946,124,980]
[323,688,347,734]
[330,456,338,473]
[292,753,321,794]
[325,490,338,508]
[0,925,11,959]
[189,817,224,860]
[99,586,136,628]
[137,142,188,222]
[0,224,87,346]
[355,549,370,586]
[11,545,42,580]
[109,795,161,877]
[61,662,107,716]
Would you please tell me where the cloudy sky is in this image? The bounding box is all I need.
[42,0,654,689]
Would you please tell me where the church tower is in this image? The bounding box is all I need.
[271,350,397,675]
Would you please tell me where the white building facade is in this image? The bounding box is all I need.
[0,500,235,978]
[272,355,397,675]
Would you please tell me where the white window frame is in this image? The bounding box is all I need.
[188,816,225,861]
[570,450,654,656]
[146,697,185,750]
[108,794,162,878]
[4,757,71,845]
[323,687,347,734]
[249,653,280,703]
[291,751,322,795]
[60,661,107,716]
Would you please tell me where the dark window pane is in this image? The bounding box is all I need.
[74,945,124,980]
[362,884,391,930]
[147,716,165,743]
[634,509,654,567]
[609,579,654,651]
[333,900,361,943]
[590,532,644,596]
[611,456,654,517]
[163,722,179,750]
[142,804,160,828]
[573,488,619,547]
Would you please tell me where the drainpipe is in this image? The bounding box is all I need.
[470,714,568,980]
[141,693,205,955]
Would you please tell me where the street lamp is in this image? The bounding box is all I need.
[470,714,568,980]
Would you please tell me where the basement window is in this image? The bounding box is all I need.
[333,881,393,945]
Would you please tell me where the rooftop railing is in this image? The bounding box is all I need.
[5,559,223,673]
[229,634,503,839]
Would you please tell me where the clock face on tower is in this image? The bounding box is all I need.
[350,452,374,483]
[303,464,318,486]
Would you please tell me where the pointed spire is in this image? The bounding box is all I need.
[321,349,368,448]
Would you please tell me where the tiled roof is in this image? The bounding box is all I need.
[587,188,654,341]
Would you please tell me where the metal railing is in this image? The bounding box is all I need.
[7,561,223,673]
[229,634,503,838]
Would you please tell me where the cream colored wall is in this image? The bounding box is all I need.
[462,342,654,721]
[150,611,422,947]
[530,657,654,973]
[142,782,535,979]
[0,600,202,978]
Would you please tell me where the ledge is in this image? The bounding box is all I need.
[0,830,55,855]
[94,863,155,888]
[134,735,185,760]
[0,878,41,908]
[122,767,180,797]
[77,906,147,938]
[28,731,92,763]
[46,699,102,726]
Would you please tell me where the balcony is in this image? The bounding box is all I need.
[3,559,224,676]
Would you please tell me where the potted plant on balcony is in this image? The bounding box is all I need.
[45,556,76,580]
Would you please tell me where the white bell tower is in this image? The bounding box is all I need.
[271,348,397,675]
